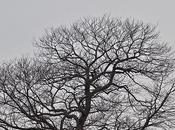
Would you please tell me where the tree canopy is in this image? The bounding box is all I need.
[0,16,175,130]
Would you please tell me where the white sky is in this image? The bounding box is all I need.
[0,0,175,62]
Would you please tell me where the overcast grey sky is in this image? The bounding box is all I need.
[0,0,175,62]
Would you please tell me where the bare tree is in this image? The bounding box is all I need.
[0,16,175,130]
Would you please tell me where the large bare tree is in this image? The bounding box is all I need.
[0,16,175,130]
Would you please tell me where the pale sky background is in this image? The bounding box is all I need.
[0,0,175,63]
